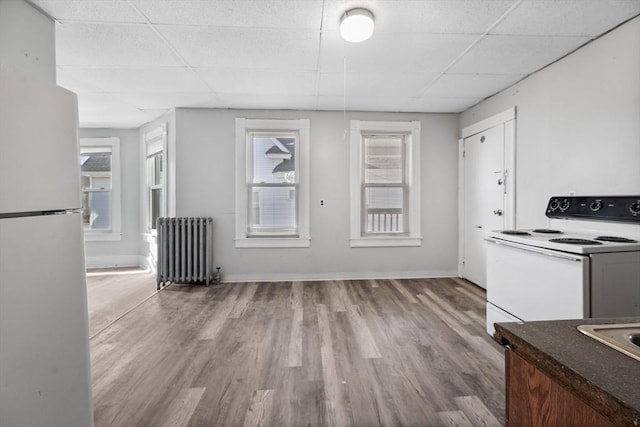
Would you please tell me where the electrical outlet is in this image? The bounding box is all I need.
[320,199,325,207]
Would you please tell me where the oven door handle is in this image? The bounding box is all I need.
[485,237,585,262]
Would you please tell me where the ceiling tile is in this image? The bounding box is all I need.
[319,31,478,73]
[59,67,211,93]
[318,72,440,97]
[56,67,105,94]
[492,0,640,37]
[449,34,590,75]
[424,73,524,98]
[27,0,144,23]
[24,0,640,127]
[208,94,319,110]
[77,93,154,128]
[113,92,216,109]
[56,23,184,67]
[131,0,324,29]
[324,0,517,34]
[141,108,170,119]
[405,96,483,112]
[158,26,320,69]
[316,95,418,112]
[196,69,317,96]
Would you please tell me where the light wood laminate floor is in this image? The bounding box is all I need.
[90,277,505,426]
[86,268,157,337]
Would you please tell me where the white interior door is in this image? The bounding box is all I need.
[462,124,506,288]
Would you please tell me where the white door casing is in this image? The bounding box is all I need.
[459,108,516,288]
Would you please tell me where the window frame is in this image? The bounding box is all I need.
[361,133,408,235]
[80,137,121,242]
[235,118,310,248]
[145,125,166,234]
[350,120,422,247]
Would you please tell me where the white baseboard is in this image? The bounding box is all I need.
[221,270,458,283]
[85,255,145,269]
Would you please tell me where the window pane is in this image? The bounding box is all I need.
[82,190,112,231]
[364,136,403,184]
[364,187,404,233]
[150,188,162,230]
[249,186,297,234]
[151,153,163,186]
[252,135,296,184]
[80,151,112,189]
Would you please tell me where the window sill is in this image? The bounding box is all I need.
[84,232,122,242]
[235,237,311,248]
[350,237,422,248]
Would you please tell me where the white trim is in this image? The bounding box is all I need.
[144,124,167,233]
[222,270,458,283]
[349,237,422,247]
[84,255,142,269]
[461,107,516,138]
[235,118,311,249]
[80,137,121,241]
[504,118,517,230]
[141,254,156,273]
[457,138,465,277]
[458,107,517,279]
[349,120,421,248]
[84,233,122,242]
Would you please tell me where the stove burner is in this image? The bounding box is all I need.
[549,238,603,245]
[594,236,638,243]
[532,229,563,234]
[501,230,531,236]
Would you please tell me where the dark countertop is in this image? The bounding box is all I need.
[493,317,640,426]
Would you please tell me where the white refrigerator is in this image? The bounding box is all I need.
[0,69,94,426]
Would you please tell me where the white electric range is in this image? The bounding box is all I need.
[485,196,640,335]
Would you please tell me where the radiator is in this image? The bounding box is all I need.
[156,217,214,289]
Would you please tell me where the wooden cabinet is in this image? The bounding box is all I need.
[505,350,615,427]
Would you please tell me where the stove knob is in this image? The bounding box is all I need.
[559,199,570,211]
[549,199,559,211]
[590,200,603,212]
[631,202,640,215]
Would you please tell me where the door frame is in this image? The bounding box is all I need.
[458,107,517,277]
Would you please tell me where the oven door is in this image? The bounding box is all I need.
[485,238,590,331]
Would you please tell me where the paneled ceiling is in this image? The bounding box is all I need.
[27,0,640,128]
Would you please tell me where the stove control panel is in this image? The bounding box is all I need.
[546,196,640,222]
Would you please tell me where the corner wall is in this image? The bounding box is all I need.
[173,108,460,282]
[461,16,640,227]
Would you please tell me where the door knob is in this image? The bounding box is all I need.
[493,209,503,216]
[497,178,503,185]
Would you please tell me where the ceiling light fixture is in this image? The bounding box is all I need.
[340,8,375,43]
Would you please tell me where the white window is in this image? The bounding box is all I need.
[235,118,310,248]
[145,125,166,233]
[80,137,121,241]
[350,120,422,247]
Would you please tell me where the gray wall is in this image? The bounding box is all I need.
[80,128,141,267]
[173,108,459,281]
[461,16,640,228]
